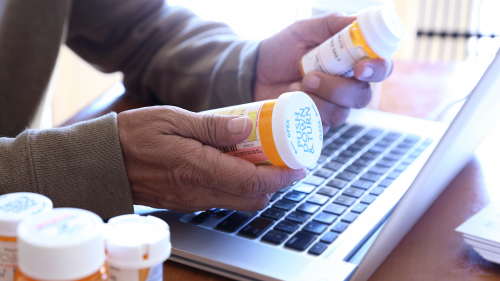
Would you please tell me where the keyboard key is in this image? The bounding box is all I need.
[320,231,339,244]
[294,183,316,193]
[345,164,365,174]
[307,194,330,205]
[331,222,349,233]
[360,173,381,182]
[213,209,232,218]
[306,163,319,171]
[261,208,286,220]
[332,155,351,164]
[275,220,300,233]
[394,164,408,172]
[356,136,373,144]
[378,178,393,187]
[332,195,356,206]
[314,212,338,224]
[340,149,359,158]
[391,146,409,154]
[378,158,397,167]
[360,151,379,160]
[317,186,340,197]
[368,145,385,154]
[353,158,373,166]
[343,187,365,198]
[326,179,348,189]
[351,179,373,190]
[341,212,358,223]
[270,193,281,202]
[368,165,389,175]
[324,203,347,215]
[278,185,292,193]
[386,171,401,179]
[343,125,364,136]
[336,171,357,181]
[402,156,416,165]
[385,152,403,160]
[286,211,311,224]
[323,161,343,171]
[273,200,296,211]
[285,231,317,251]
[297,202,321,214]
[364,128,383,138]
[321,146,336,156]
[191,212,213,224]
[239,217,274,238]
[361,195,377,204]
[262,230,289,244]
[370,187,385,196]
[303,221,329,235]
[348,143,365,150]
[309,242,328,255]
[318,155,327,163]
[216,211,257,232]
[304,176,325,186]
[326,142,342,150]
[403,135,420,143]
[314,168,335,179]
[385,132,402,140]
[284,191,307,202]
[351,203,368,213]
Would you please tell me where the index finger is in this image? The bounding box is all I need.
[193,144,307,197]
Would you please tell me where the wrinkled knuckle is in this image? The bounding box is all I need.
[201,113,224,144]
[241,171,261,197]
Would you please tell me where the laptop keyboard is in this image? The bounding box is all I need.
[185,124,432,256]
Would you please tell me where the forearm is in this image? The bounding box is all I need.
[67,0,260,111]
[0,113,133,219]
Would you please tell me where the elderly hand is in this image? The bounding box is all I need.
[117,106,306,213]
[254,12,393,128]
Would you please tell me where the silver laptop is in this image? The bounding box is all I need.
[136,50,500,281]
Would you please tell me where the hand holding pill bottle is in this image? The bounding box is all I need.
[15,208,107,281]
[0,193,52,281]
[201,91,323,169]
[300,6,405,78]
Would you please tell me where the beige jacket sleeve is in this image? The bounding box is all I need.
[0,0,260,218]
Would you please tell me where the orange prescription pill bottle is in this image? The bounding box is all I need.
[15,208,107,281]
[104,214,171,281]
[0,193,53,281]
[201,91,323,169]
[300,6,405,78]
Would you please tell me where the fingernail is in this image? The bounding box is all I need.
[305,75,321,89]
[360,65,374,79]
[227,116,249,135]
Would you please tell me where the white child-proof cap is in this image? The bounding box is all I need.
[104,214,171,269]
[17,208,105,280]
[272,91,323,169]
[357,6,406,59]
[0,192,53,237]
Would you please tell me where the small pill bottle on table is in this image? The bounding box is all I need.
[104,214,171,281]
[15,208,107,281]
[0,193,53,281]
[300,6,405,78]
[201,91,323,169]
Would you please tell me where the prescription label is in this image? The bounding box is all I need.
[0,241,16,281]
[301,24,369,78]
[109,264,162,281]
[203,101,272,166]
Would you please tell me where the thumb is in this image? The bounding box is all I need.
[174,110,253,147]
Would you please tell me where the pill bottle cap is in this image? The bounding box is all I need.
[357,6,406,59]
[105,214,171,269]
[272,91,323,169]
[0,192,53,237]
[17,208,105,280]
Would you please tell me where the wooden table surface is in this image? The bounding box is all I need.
[63,61,500,280]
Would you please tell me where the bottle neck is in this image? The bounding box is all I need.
[349,21,381,59]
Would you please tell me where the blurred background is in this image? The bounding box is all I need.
[45,0,500,128]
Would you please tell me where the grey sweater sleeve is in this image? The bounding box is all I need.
[66,0,260,112]
[0,113,133,218]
